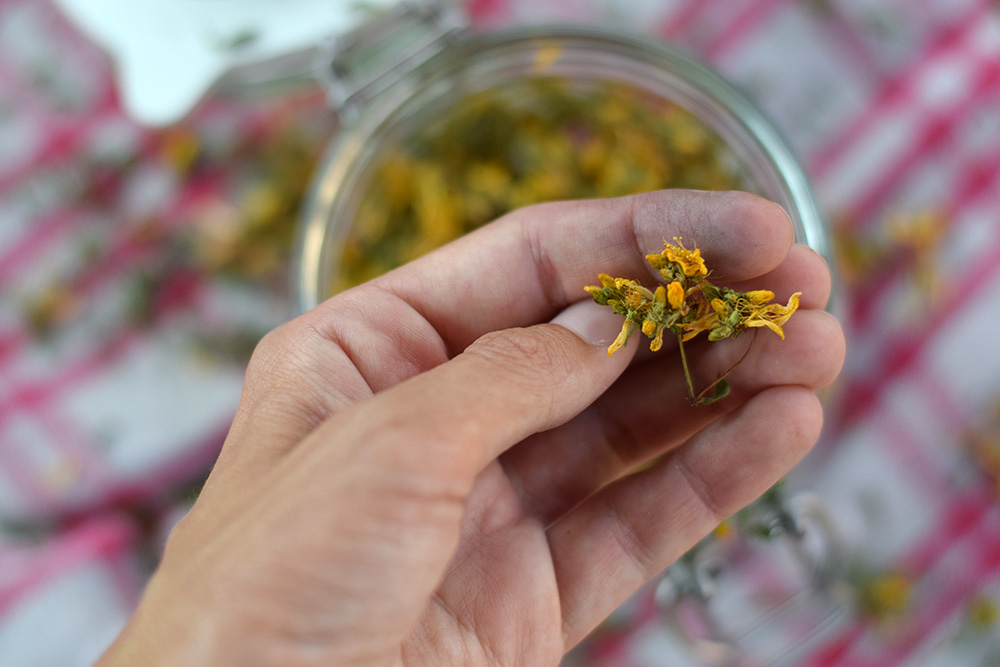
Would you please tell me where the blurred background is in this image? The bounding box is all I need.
[2,0,1000,665]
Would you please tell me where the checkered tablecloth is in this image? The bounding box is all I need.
[3,0,1000,665]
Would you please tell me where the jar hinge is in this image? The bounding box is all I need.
[315,1,466,120]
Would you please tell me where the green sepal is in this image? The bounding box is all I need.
[708,325,733,341]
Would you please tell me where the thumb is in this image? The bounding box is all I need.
[339,298,636,484]
[209,300,637,661]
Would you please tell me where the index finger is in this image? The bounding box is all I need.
[372,189,795,354]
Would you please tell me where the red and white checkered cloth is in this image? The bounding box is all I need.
[3,0,1000,665]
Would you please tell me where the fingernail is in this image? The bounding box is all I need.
[550,300,626,347]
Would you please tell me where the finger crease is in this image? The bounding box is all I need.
[674,452,728,525]
[523,218,567,310]
[302,320,376,397]
[370,281,459,360]
[604,494,659,577]
[591,400,643,474]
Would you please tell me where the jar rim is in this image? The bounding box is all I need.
[293,23,831,314]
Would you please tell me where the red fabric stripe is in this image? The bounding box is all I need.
[805,622,867,667]
[657,0,708,40]
[0,209,78,286]
[0,80,121,194]
[827,120,1000,433]
[0,515,137,617]
[847,145,1000,332]
[874,412,951,498]
[841,61,1000,228]
[705,0,790,62]
[0,329,29,368]
[0,442,48,505]
[829,224,1000,441]
[0,330,137,440]
[814,491,1000,665]
[808,3,990,180]
[900,488,996,575]
[912,364,974,437]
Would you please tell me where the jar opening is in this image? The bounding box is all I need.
[294,26,828,311]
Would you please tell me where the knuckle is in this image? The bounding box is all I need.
[465,326,575,420]
[467,326,566,381]
[245,316,329,389]
[246,322,298,377]
[241,319,327,415]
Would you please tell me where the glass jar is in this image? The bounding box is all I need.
[654,490,851,665]
[292,7,831,312]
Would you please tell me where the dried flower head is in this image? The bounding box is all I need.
[585,238,801,404]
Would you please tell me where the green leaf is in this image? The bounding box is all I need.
[698,377,731,405]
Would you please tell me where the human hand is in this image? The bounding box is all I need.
[99,190,844,666]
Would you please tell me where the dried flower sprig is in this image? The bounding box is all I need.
[585,238,800,404]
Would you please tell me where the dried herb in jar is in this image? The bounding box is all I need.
[334,77,744,292]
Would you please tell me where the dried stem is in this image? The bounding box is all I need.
[694,329,759,404]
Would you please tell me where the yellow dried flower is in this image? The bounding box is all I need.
[859,572,911,620]
[336,78,742,294]
[744,292,801,340]
[663,237,707,277]
[968,596,999,629]
[713,520,733,539]
[681,304,716,342]
[585,237,801,404]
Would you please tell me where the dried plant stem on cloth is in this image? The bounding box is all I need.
[586,238,800,405]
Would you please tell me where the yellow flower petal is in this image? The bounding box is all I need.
[745,290,774,304]
[667,281,685,309]
[608,320,632,356]
[745,316,786,339]
[645,253,669,270]
[650,327,664,352]
[744,292,801,339]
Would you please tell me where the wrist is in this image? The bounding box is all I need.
[96,571,220,667]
